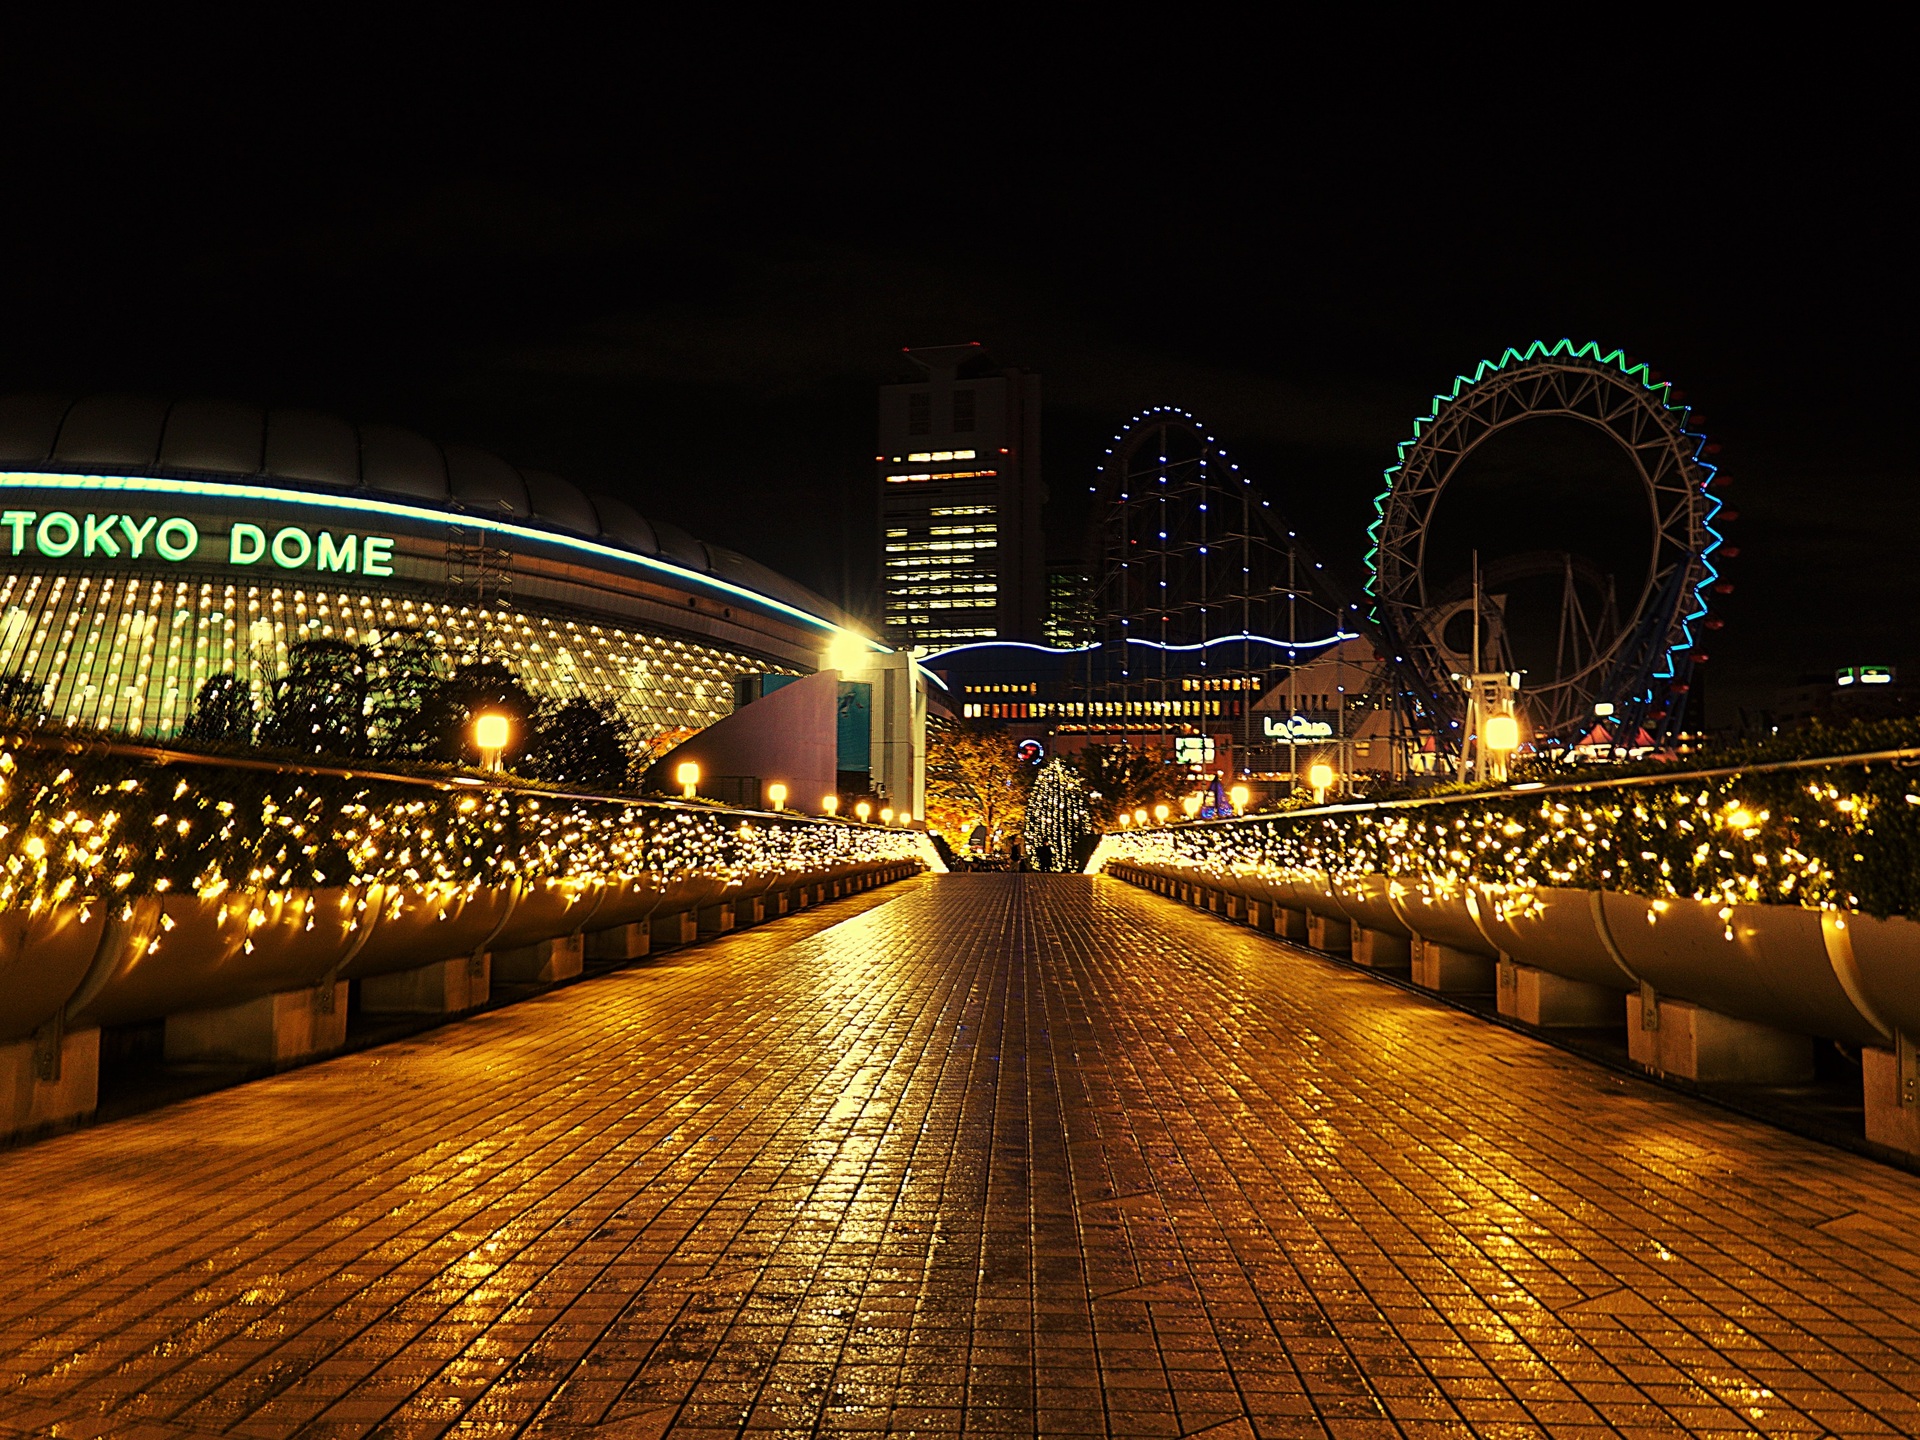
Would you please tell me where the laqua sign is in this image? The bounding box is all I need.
[0,510,395,577]
[1263,714,1335,740]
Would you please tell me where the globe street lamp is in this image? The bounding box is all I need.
[675,761,700,799]
[767,783,788,810]
[822,795,839,816]
[473,712,510,773]
[1229,784,1250,814]
[1483,712,1520,784]
[855,801,872,822]
[1308,762,1335,804]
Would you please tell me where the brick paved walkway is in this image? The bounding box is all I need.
[5,876,1920,1439]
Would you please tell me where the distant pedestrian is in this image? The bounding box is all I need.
[1036,842,1055,872]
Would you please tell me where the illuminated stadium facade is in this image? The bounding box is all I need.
[0,395,856,750]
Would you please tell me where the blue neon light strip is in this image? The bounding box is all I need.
[0,469,886,653]
[1127,631,1357,654]
[919,631,1356,664]
[919,640,1101,661]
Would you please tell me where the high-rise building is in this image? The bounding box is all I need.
[1044,564,1095,647]
[877,343,1043,649]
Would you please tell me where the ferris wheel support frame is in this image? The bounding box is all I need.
[1366,340,1722,749]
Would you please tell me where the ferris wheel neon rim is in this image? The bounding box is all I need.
[1364,340,1721,723]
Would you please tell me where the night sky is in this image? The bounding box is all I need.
[1,32,1910,724]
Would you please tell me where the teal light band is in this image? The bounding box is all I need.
[0,469,889,655]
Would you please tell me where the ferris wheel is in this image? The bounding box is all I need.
[1366,341,1723,743]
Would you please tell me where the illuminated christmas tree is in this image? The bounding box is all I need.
[1024,757,1092,871]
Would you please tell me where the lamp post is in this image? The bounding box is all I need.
[767,783,788,811]
[1308,761,1335,805]
[1229,784,1250,814]
[855,800,872,822]
[880,807,894,825]
[1181,794,1203,820]
[822,795,839,817]
[1483,712,1519,783]
[675,761,700,800]
[1134,807,1149,826]
[1152,803,1170,824]
[473,712,510,773]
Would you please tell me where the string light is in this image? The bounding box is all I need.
[0,737,925,921]
[1101,749,1920,920]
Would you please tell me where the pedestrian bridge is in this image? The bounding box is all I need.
[3,874,1919,1438]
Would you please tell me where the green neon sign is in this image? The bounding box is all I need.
[0,507,395,576]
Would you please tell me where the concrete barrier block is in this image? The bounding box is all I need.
[697,902,736,935]
[1224,893,1246,922]
[1307,913,1351,954]
[1626,991,1661,1068]
[1,1027,100,1139]
[1411,939,1492,991]
[362,953,491,1014]
[1863,1047,1920,1158]
[1275,907,1309,940]
[1354,928,1412,970]
[651,911,698,948]
[1626,993,1813,1082]
[739,896,768,926]
[585,922,650,961]
[165,982,348,1067]
[1498,963,1619,1027]
[493,934,585,985]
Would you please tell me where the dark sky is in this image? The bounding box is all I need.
[1,30,1911,723]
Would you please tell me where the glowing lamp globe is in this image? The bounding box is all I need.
[1152,804,1170,823]
[1229,785,1250,812]
[767,783,788,810]
[473,712,510,771]
[880,807,894,825]
[675,761,700,798]
[1308,762,1335,795]
[1484,713,1520,754]
[823,632,869,674]
[1134,807,1149,826]
[855,801,872,822]
[1119,812,1133,827]
[1181,794,1203,818]
[823,795,839,816]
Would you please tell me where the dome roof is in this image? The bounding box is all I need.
[0,393,840,623]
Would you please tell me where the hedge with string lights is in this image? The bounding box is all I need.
[0,736,920,911]
[1106,735,1920,920]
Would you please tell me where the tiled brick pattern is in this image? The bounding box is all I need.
[3,875,1920,1438]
